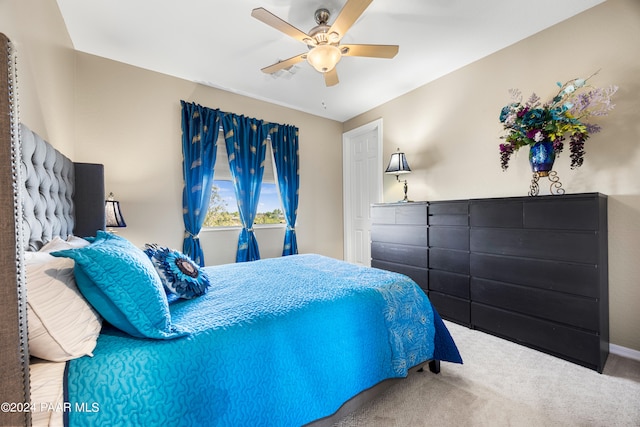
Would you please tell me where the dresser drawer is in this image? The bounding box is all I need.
[429,270,469,299]
[371,260,428,291]
[371,203,428,225]
[429,292,470,325]
[371,205,396,224]
[523,198,601,231]
[471,303,603,371]
[429,226,469,250]
[470,228,599,264]
[471,196,604,231]
[371,242,428,268]
[396,203,428,225]
[428,201,468,226]
[371,224,427,246]
[470,277,599,331]
[470,200,523,228]
[428,248,469,275]
[429,201,468,215]
[429,215,468,226]
[470,253,599,298]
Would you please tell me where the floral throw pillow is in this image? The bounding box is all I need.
[144,244,210,299]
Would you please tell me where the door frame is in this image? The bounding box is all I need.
[342,118,384,263]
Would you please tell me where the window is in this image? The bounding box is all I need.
[203,130,284,228]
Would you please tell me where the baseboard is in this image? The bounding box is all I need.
[610,343,640,362]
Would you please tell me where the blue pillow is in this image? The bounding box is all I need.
[51,231,187,339]
[144,244,210,299]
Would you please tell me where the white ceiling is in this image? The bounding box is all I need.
[56,0,604,122]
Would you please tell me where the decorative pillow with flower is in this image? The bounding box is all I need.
[144,244,210,300]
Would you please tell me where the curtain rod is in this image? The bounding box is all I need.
[180,100,298,131]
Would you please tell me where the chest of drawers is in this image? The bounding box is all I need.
[370,193,608,372]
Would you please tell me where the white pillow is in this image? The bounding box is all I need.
[25,250,102,361]
[40,235,89,252]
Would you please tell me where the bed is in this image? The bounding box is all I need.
[1,42,461,426]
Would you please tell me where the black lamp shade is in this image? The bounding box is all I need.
[105,193,127,228]
[385,151,411,175]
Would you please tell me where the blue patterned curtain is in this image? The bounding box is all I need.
[222,113,269,262]
[181,101,220,266]
[270,124,300,256]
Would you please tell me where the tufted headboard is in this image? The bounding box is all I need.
[20,123,106,251]
[20,123,76,251]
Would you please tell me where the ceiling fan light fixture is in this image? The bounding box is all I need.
[307,44,342,73]
[252,1,398,86]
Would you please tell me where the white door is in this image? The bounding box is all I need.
[343,119,383,266]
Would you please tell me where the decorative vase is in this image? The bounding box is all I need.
[529,141,555,177]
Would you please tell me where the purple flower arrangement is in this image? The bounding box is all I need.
[499,72,617,171]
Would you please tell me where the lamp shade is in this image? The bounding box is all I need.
[385,150,411,175]
[105,192,127,228]
[307,44,342,73]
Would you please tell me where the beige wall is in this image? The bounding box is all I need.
[345,0,640,351]
[0,0,76,156]
[73,53,345,264]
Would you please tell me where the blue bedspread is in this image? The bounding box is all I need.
[65,254,461,426]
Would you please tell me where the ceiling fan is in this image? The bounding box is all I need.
[251,0,399,87]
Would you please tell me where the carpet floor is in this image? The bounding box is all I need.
[335,321,640,427]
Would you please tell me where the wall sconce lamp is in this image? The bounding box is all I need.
[105,192,127,231]
[385,148,412,202]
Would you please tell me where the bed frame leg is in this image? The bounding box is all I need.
[428,360,440,374]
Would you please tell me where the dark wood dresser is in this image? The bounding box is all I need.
[370,193,609,372]
[370,202,428,291]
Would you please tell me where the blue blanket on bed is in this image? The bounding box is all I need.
[65,254,461,426]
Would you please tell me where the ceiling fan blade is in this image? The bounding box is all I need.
[261,53,307,74]
[340,44,399,58]
[324,68,339,87]
[329,0,373,40]
[251,7,311,43]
